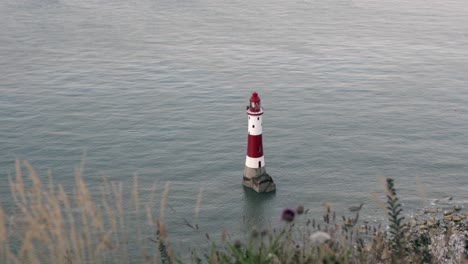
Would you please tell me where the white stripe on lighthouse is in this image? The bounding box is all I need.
[248,115,262,135]
[245,156,265,168]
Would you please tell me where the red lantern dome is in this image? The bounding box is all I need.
[247,92,262,113]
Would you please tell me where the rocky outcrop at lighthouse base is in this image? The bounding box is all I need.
[243,166,276,193]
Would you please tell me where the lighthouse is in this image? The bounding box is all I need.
[242,92,276,193]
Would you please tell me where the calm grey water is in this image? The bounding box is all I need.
[1,0,467,251]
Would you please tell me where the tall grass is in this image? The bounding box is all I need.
[1,161,466,263]
[1,160,170,264]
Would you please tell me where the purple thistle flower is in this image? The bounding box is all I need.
[281,208,295,222]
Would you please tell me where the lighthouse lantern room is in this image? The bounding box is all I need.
[243,92,276,193]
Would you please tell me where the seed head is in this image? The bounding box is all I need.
[296,205,305,215]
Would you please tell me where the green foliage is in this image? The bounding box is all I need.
[1,161,466,264]
[214,228,288,264]
[412,232,432,263]
[385,178,406,260]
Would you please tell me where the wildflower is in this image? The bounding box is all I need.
[296,205,305,215]
[309,231,331,243]
[281,208,295,222]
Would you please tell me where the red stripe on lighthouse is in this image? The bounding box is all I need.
[247,134,263,158]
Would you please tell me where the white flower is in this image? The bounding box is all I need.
[267,253,280,264]
[309,231,331,243]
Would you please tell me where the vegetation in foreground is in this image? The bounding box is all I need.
[0,160,466,263]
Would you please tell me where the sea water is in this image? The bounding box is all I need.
[1,0,467,252]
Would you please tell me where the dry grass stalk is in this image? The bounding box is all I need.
[1,160,177,263]
[132,174,142,251]
[0,208,5,242]
[221,227,226,243]
[416,175,428,207]
[160,183,170,222]
[15,160,25,204]
[195,187,203,220]
[132,174,141,212]
[0,207,8,263]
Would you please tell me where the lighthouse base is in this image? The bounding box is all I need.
[243,167,276,193]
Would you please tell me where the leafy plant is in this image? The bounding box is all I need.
[385,178,406,261]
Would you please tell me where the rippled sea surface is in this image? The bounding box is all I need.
[1,0,467,251]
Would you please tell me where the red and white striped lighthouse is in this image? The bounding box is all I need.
[242,92,276,193]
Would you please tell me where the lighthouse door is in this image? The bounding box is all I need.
[258,161,262,168]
